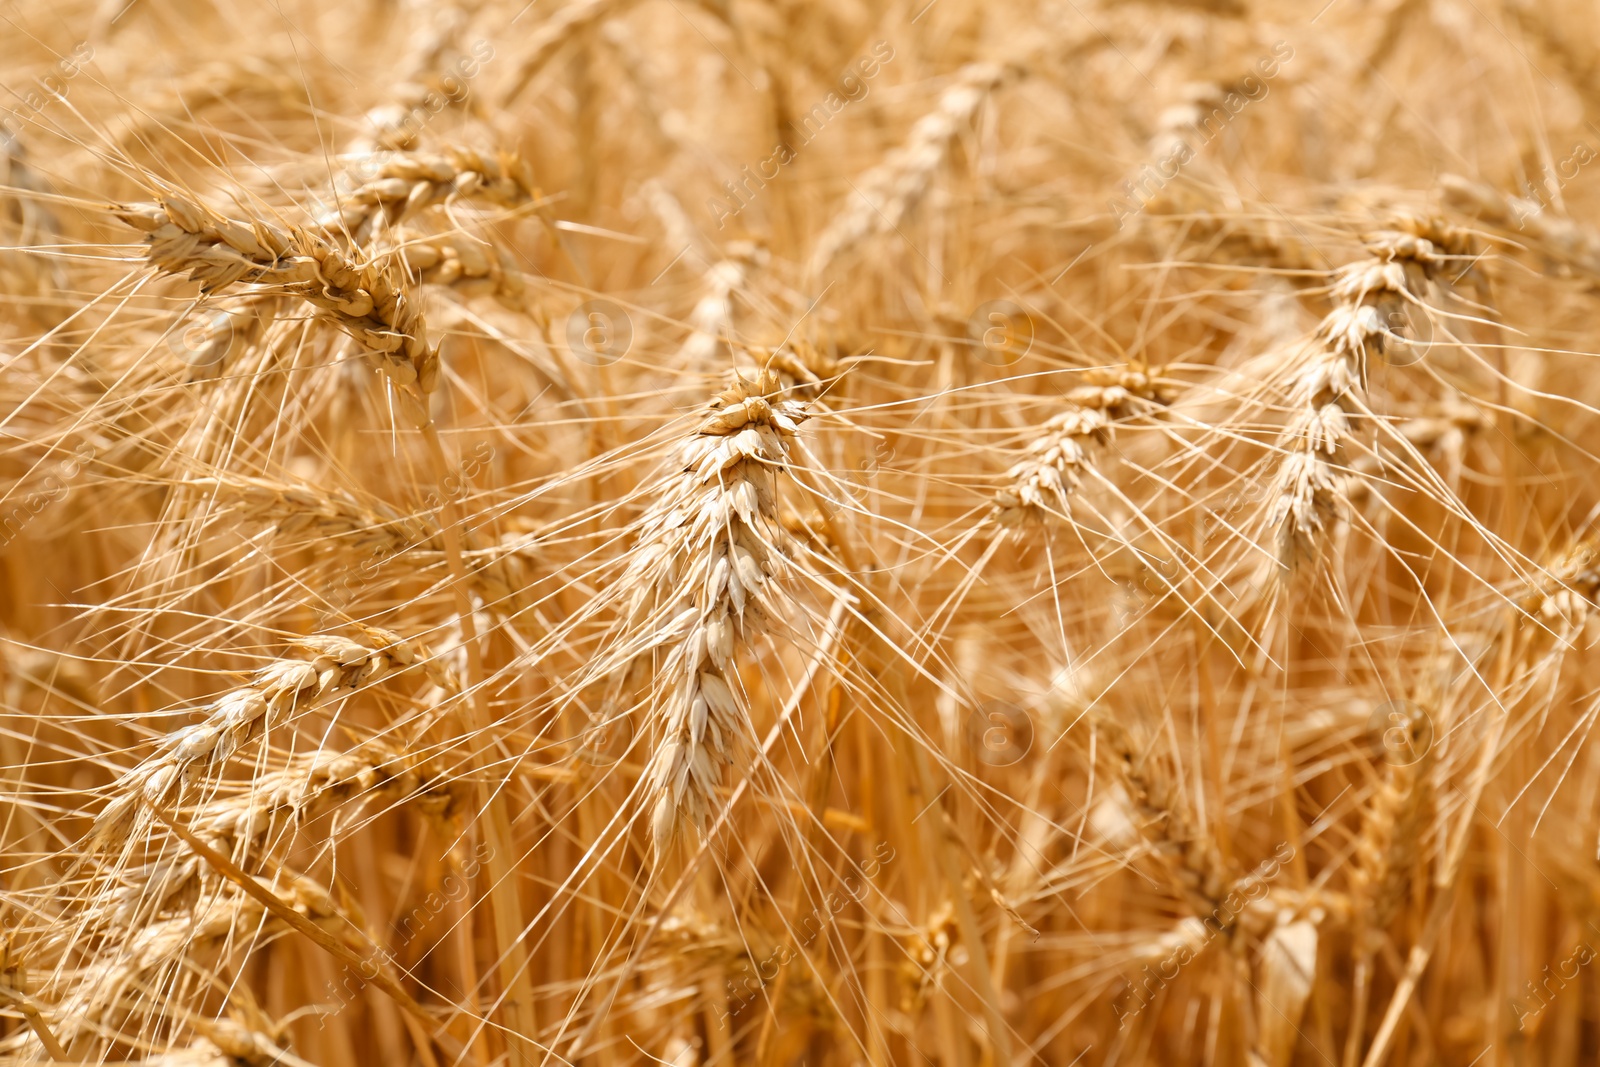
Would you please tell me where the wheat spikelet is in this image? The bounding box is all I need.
[762,341,840,399]
[85,741,462,940]
[109,58,309,150]
[1340,696,1436,1067]
[355,6,476,152]
[190,741,463,853]
[36,873,335,1054]
[1351,727,1434,936]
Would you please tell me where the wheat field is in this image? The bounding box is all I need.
[4,0,1600,1063]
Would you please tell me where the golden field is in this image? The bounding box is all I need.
[4,0,1600,1064]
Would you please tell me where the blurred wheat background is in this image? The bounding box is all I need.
[3,0,1600,1063]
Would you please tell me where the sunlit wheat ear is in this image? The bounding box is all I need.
[108,56,308,150]
[114,197,438,405]
[677,243,766,371]
[186,738,465,850]
[617,368,811,855]
[190,472,433,553]
[191,471,525,605]
[639,910,823,1031]
[641,175,766,368]
[167,1016,301,1067]
[991,366,1175,527]
[315,147,539,246]
[89,741,462,932]
[1267,227,1462,569]
[808,61,1006,277]
[1350,702,1435,936]
[90,628,453,852]
[47,873,340,1055]
[1344,697,1435,1067]
[897,902,961,1015]
[50,892,273,1050]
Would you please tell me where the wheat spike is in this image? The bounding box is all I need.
[91,628,454,849]
[628,369,811,852]
[808,62,1006,276]
[114,196,439,399]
